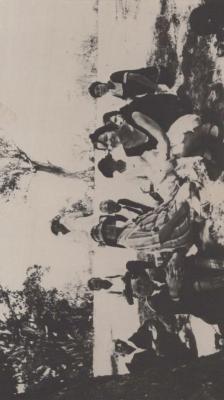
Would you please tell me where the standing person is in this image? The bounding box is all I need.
[88,65,175,100]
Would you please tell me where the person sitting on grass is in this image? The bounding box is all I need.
[99,198,153,216]
[88,65,175,100]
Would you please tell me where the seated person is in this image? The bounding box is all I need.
[147,252,224,330]
[88,275,133,305]
[91,110,223,181]
[90,92,193,158]
[88,65,175,100]
[91,202,193,255]
[97,152,182,205]
[147,318,198,361]
[90,118,160,157]
[99,198,153,216]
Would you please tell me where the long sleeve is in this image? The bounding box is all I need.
[115,214,128,223]
[118,198,153,215]
[127,72,158,92]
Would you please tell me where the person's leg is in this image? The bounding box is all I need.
[157,65,176,88]
[130,66,159,83]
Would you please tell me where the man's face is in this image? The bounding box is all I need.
[94,83,109,97]
[99,131,120,150]
[100,200,120,214]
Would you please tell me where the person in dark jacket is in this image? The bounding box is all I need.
[88,65,175,100]
[146,253,224,330]
[90,93,192,159]
[189,2,224,38]
[90,119,159,157]
[116,93,193,132]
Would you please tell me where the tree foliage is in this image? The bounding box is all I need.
[0,265,93,396]
[0,136,94,202]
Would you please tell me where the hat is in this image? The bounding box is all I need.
[90,222,105,245]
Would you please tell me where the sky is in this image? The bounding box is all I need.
[0,0,98,291]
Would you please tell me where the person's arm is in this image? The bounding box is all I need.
[148,184,164,205]
[118,198,153,214]
[110,70,159,90]
[127,72,158,91]
[115,214,128,223]
[132,112,171,159]
[127,73,169,94]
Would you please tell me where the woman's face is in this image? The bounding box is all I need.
[98,131,120,150]
[110,114,125,127]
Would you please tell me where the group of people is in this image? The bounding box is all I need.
[87,3,224,372]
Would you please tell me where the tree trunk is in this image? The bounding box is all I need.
[31,160,94,184]
[20,352,224,400]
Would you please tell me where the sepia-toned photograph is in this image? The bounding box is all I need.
[0,0,224,399]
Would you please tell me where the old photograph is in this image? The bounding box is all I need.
[0,0,224,399]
